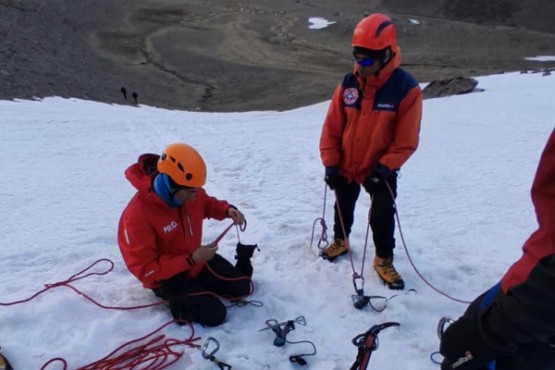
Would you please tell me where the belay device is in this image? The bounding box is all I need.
[259,316,317,366]
[349,322,400,370]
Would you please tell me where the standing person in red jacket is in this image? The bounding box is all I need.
[117,143,254,326]
[440,129,555,370]
[319,13,422,290]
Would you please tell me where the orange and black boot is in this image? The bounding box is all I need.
[374,256,405,290]
[322,238,348,261]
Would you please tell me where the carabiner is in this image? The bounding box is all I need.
[202,337,221,359]
[352,274,365,296]
[436,316,454,340]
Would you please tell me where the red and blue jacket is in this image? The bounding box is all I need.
[319,45,422,183]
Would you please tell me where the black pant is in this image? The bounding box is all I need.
[333,174,397,258]
[442,288,555,370]
[154,254,251,326]
[494,343,555,370]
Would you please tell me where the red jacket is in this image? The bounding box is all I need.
[501,128,555,292]
[117,154,230,288]
[472,129,555,352]
[320,46,422,183]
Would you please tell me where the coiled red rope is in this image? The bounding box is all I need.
[39,320,199,370]
[2,222,255,369]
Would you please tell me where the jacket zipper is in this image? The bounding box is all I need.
[179,205,193,237]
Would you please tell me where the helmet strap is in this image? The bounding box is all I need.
[153,173,183,207]
[382,48,391,65]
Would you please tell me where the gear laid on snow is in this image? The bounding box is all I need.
[267,318,299,347]
[352,289,417,311]
[349,322,400,370]
[201,337,232,370]
[259,316,316,366]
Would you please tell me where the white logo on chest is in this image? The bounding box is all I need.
[163,221,178,234]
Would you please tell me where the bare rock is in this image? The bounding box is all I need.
[423,77,479,99]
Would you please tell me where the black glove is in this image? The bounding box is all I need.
[324,166,346,190]
[363,163,392,195]
[440,316,497,370]
[362,172,382,194]
[160,273,193,324]
[235,243,259,277]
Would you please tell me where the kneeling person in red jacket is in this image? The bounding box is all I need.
[117,143,253,326]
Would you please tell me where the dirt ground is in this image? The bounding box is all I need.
[1,0,555,112]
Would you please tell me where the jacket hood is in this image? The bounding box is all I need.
[124,153,160,192]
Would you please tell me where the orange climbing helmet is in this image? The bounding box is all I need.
[352,13,396,51]
[157,143,206,188]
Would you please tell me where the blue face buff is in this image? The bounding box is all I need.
[153,173,183,207]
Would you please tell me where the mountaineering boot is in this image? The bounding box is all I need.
[322,238,348,261]
[374,256,405,290]
[235,243,258,277]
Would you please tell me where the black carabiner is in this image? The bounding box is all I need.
[436,316,454,340]
[202,337,221,359]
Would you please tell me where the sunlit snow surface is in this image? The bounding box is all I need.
[0,72,554,369]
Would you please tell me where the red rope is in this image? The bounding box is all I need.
[180,258,255,302]
[39,320,200,370]
[0,259,164,310]
[5,223,253,369]
[182,220,255,301]
[1,220,249,309]
[385,182,472,304]
[1,221,247,309]
[358,196,374,279]
[333,190,359,277]
[212,221,237,245]
[309,183,330,251]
